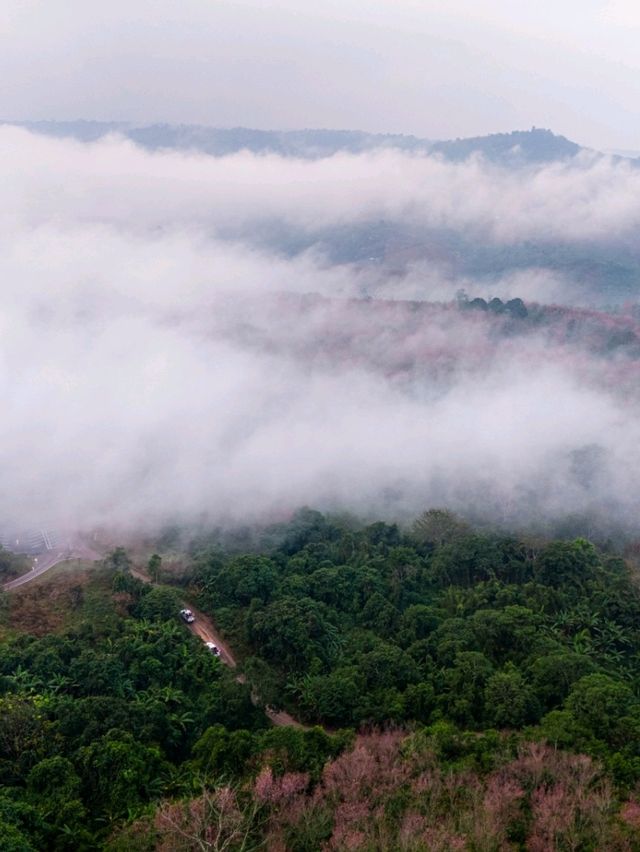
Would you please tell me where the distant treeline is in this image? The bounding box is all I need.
[457,292,528,317]
[7,122,583,163]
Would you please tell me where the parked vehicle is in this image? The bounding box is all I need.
[205,641,221,656]
[179,608,195,624]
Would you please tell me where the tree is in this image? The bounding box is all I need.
[295,669,363,726]
[430,535,506,587]
[0,820,35,852]
[471,606,541,665]
[78,730,168,820]
[398,604,440,646]
[427,618,477,666]
[411,508,469,548]
[104,547,132,573]
[26,757,90,848]
[534,539,600,588]
[257,725,347,778]
[441,651,494,726]
[0,794,42,852]
[247,597,337,671]
[359,592,399,635]
[208,556,279,607]
[364,521,401,549]
[359,643,417,692]
[68,650,131,698]
[484,665,536,728]
[191,725,256,778]
[565,674,640,746]
[528,652,596,712]
[153,784,262,852]
[505,297,528,318]
[136,587,180,623]
[148,554,162,582]
[404,682,436,723]
[0,695,46,766]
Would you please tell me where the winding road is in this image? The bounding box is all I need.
[2,542,102,591]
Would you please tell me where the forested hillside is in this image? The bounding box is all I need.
[4,511,640,847]
[193,509,640,760]
[9,0,640,848]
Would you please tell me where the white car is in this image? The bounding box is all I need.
[205,641,220,656]
[180,608,195,624]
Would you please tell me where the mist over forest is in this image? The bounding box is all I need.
[1,123,640,538]
[11,2,640,847]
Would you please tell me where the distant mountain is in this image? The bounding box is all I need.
[4,120,428,158]
[430,128,582,163]
[6,120,638,304]
[4,120,588,164]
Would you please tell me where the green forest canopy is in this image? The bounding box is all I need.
[3,508,640,847]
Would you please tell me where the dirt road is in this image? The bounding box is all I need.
[6,556,302,728]
[131,567,303,728]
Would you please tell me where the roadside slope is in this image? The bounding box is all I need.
[3,542,102,591]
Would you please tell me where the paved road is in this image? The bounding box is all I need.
[2,543,102,591]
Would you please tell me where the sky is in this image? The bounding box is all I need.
[1,0,640,149]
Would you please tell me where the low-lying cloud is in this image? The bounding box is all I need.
[2,126,640,536]
[5,126,640,245]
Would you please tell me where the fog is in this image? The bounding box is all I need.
[6,127,640,244]
[2,126,640,536]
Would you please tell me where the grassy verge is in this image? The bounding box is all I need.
[0,559,117,638]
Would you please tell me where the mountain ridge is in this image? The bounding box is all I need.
[2,119,593,164]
